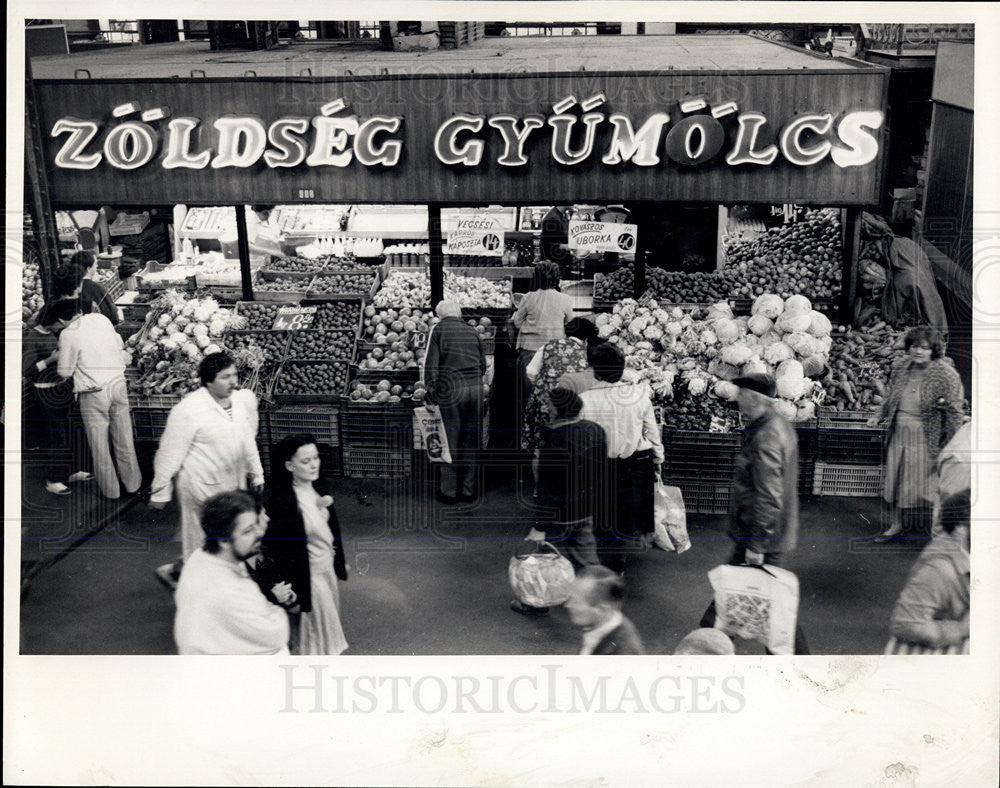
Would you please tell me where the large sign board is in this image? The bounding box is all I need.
[35,70,888,206]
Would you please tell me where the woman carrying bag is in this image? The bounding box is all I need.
[262,434,348,655]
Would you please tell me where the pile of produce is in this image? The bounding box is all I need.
[138,263,200,289]
[348,378,424,404]
[594,292,832,424]
[662,389,740,432]
[125,291,246,396]
[222,330,288,365]
[313,301,362,332]
[358,307,434,370]
[266,256,326,274]
[309,271,377,296]
[22,253,44,324]
[238,302,281,330]
[288,330,355,360]
[372,271,513,309]
[255,274,311,293]
[822,321,904,411]
[274,360,349,397]
[722,208,842,299]
[194,258,242,287]
[595,264,738,304]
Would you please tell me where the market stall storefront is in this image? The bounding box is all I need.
[26,35,896,503]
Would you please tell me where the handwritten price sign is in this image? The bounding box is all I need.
[445,215,505,257]
[271,305,318,330]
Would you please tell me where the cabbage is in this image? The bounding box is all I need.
[708,359,740,381]
[763,341,794,364]
[742,356,770,377]
[816,335,833,356]
[699,329,718,346]
[772,399,798,421]
[807,311,833,337]
[747,314,773,336]
[721,343,753,366]
[801,355,827,378]
[713,380,739,401]
[783,294,812,316]
[752,293,784,320]
[776,376,806,400]
[776,359,804,380]
[714,318,741,344]
[784,332,819,358]
[795,400,817,422]
[776,312,812,334]
[706,301,734,321]
[744,334,762,354]
[760,330,783,348]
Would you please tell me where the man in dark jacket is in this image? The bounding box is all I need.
[700,373,808,653]
[423,300,486,502]
[566,565,645,655]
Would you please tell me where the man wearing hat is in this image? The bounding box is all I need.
[700,372,808,653]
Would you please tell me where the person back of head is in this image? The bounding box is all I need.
[590,343,625,383]
[577,565,625,609]
[939,489,970,534]
[565,317,597,345]
[201,490,258,554]
[532,261,562,292]
[41,297,83,327]
[50,261,85,300]
[434,300,462,320]
[549,386,583,422]
[673,628,735,655]
[70,250,98,278]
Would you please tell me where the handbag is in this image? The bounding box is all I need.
[413,405,452,463]
[508,540,575,608]
[708,563,800,655]
[653,480,690,553]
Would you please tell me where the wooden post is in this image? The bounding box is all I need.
[841,207,862,326]
[23,52,60,301]
[234,204,254,301]
[428,203,445,307]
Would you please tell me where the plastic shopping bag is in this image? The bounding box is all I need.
[413,405,452,464]
[509,540,575,607]
[653,481,690,553]
[708,564,800,655]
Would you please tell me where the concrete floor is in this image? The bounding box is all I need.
[18,445,926,656]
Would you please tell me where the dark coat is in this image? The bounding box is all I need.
[423,316,485,405]
[878,356,964,459]
[79,279,120,326]
[260,478,346,613]
[538,418,609,524]
[729,407,800,557]
[592,616,646,655]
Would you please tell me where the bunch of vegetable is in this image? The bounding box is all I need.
[348,378,419,404]
[372,271,513,309]
[594,264,738,304]
[22,253,44,324]
[723,209,842,300]
[125,291,245,395]
[821,321,904,411]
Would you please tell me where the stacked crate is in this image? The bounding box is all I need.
[813,408,885,496]
[340,400,415,478]
[267,406,342,477]
[660,429,742,514]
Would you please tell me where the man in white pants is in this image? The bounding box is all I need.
[150,352,264,589]
[52,299,141,500]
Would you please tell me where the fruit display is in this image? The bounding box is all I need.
[372,270,513,309]
[22,253,43,324]
[308,271,378,296]
[722,209,842,299]
[822,321,904,411]
[358,306,433,370]
[125,291,245,396]
[237,302,281,330]
[274,360,349,398]
[288,330,356,360]
[348,377,423,404]
[322,258,380,272]
[313,300,362,332]
[222,331,289,365]
[255,273,311,293]
[595,264,738,304]
[594,292,831,422]
[266,256,326,274]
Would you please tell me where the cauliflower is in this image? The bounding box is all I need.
[609,314,623,330]
[783,294,812,316]
[720,342,753,367]
[635,340,654,351]
[669,307,685,320]
[747,314,773,336]
[699,328,718,346]
[595,313,611,327]
[182,301,197,317]
[598,323,614,339]
[174,315,191,329]
[760,330,784,348]
[182,341,201,360]
[166,323,182,336]
[193,306,213,323]
[703,346,719,359]
[643,325,664,341]
[807,311,833,338]
[763,341,795,364]
[776,376,807,400]
[784,332,819,358]
[204,343,222,356]
[652,308,671,326]
[751,293,784,320]
[160,335,180,352]
[713,318,741,344]
[776,359,804,380]
[628,316,649,335]
[194,333,211,349]
[687,376,709,396]
[148,326,164,340]
[713,380,739,401]
[706,301,734,322]
[184,323,198,336]
[776,312,812,334]
[157,313,172,328]
[209,319,227,337]
[772,399,798,421]
[664,321,683,338]
[679,315,694,329]
[617,299,637,322]
[685,340,706,357]
[192,324,210,338]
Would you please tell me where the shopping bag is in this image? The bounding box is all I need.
[653,481,690,553]
[509,540,575,607]
[708,563,800,655]
[413,405,452,464]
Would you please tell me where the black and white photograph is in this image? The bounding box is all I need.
[6,1,1000,784]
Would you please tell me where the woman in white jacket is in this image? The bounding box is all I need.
[150,352,264,588]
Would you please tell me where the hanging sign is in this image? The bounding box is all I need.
[271,305,318,330]
[445,215,505,257]
[568,220,638,254]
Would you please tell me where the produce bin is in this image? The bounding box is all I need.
[251,270,312,302]
[136,261,197,292]
[273,359,351,404]
[308,297,365,336]
[671,480,732,515]
[116,292,154,322]
[269,405,340,447]
[796,423,818,497]
[130,406,171,442]
[661,428,742,485]
[305,269,381,302]
[817,407,884,466]
[222,330,293,367]
[812,462,884,497]
[286,329,358,364]
[343,443,413,478]
[234,301,282,331]
[340,401,415,445]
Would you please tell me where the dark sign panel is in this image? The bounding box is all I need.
[36,70,888,206]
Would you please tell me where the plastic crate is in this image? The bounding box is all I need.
[661,428,742,483]
[673,480,732,515]
[273,360,351,404]
[130,406,171,442]
[812,462,884,497]
[287,330,358,363]
[222,330,292,367]
[817,408,884,466]
[136,261,197,292]
[116,292,154,322]
[234,301,282,331]
[269,406,340,447]
[306,270,380,301]
[796,425,817,497]
[340,403,415,445]
[309,298,365,336]
[252,270,312,302]
[343,443,413,478]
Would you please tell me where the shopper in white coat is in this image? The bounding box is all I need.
[150,352,264,588]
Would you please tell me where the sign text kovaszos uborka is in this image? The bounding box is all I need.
[50,94,884,172]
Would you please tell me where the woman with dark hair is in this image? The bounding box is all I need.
[261,434,348,655]
[867,327,965,542]
[522,318,599,492]
[70,250,120,325]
